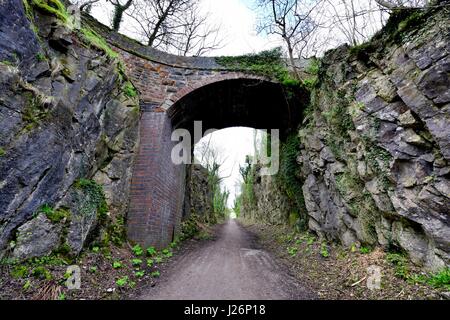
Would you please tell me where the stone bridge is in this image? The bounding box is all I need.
[85,16,308,248]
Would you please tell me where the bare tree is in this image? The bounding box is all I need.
[72,0,102,13]
[126,0,190,47]
[374,0,431,9]
[125,0,223,55]
[171,4,223,56]
[109,0,133,32]
[256,0,324,79]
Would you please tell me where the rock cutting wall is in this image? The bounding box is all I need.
[0,1,139,258]
[243,7,450,271]
[183,164,214,223]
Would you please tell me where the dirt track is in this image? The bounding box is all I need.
[139,219,316,300]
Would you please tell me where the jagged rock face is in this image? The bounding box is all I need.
[183,164,214,223]
[242,165,298,226]
[12,213,62,260]
[298,8,449,271]
[0,1,139,258]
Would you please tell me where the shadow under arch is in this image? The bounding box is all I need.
[168,78,309,143]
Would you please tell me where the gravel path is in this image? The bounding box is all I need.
[139,219,316,300]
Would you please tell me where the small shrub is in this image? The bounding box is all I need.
[131,258,142,266]
[359,246,371,254]
[132,244,143,256]
[162,249,172,258]
[134,270,145,278]
[116,276,128,287]
[427,268,450,289]
[150,271,160,278]
[154,256,162,264]
[23,280,32,291]
[320,243,330,258]
[386,252,409,280]
[287,246,298,257]
[146,247,157,256]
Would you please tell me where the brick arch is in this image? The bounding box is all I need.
[161,73,268,112]
[127,76,308,248]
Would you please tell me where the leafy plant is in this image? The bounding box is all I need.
[307,235,315,245]
[132,244,144,256]
[116,276,128,287]
[162,249,172,258]
[146,259,154,267]
[427,268,450,289]
[123,81,137,98]
[23,280,32,291]
[36,52,46,61]
[112,261,122,269]
[11,265,28,279]
[359,246,371,254]
[146,246,157,256]
[150,271,160,278]
[386,252,409,280]
[154,256,162,264]
[131,258,143,266]
[287,246,298,257]
[320,243,330,258]
[36,205,69,223]
[135,270,145,278]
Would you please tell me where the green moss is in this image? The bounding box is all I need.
[31,266,52,280]
[362,136,393,192]
[36,52,46,61]
[74,179,109,219]
[36,204,70,223]
[11,265,29,279]
[302,58,320,89]
[215,47,299,86]
[1,60,15,66]
[386,252,410,280]
[22,92,48,129]
[123,81,137,98]
[80,28,121,63]
[349,42,376,60]
[30,0,71,25]
[335,171,378,243]
[0,148,5,157]
[397,10,427,34]
[277,134,308,231]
